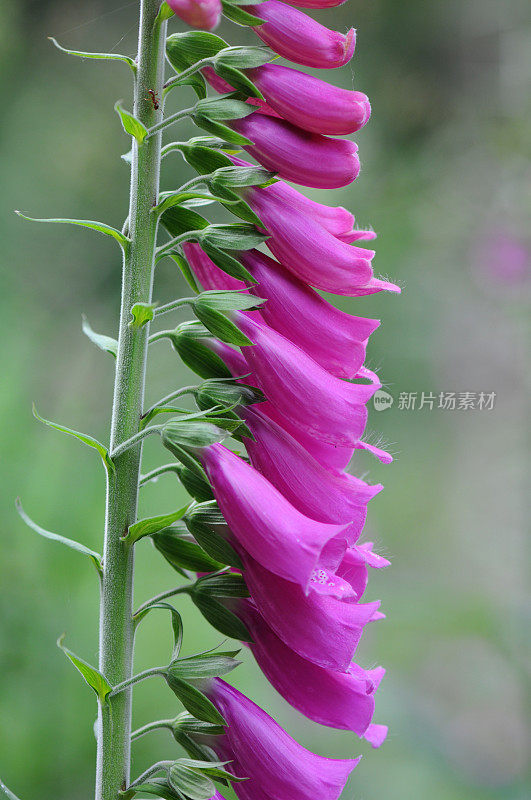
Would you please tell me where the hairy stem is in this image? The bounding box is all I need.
[95,3,167,799]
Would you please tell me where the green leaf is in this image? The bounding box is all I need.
[195,290,263,312]
[129,302,156,328]
[161,206,209,239]
[57,635,111,703]
[153,525,224,573]
[173,462,214,503]
[191,593,252,642]
[201,223,267,251]
[115,101,148,144]
[195,95,254,122]
[82,315,117,357]
[14,211,128,248]
[178,144,234,175]
[169,253,201,294]
[166,675,225,725]
[16,499,102,575]
[168,764,216,800]
[214,63,264,99]
[195,571,249,598]
[169,327,233,380]
[192,303,251,346]
[166,31,227,72]
[162,419,231,451]
[32,405,114,476]
[48,37,136,71]
[221,0,264,26]
[210,165,276,188]
[169,652,241,680]
[192,115,253,147]
[214,45,272,70]
[125,506,190,545]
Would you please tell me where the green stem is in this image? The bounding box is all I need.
[95,4,168,799]
[163,57,212,91]
[131,719,175,741]
[134,584,193,616]
[146,106,195,138]
[110,666,168,697]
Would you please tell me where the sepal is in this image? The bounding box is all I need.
[165,323,233,379]
[195,95,254,121]
[184,502,242,568]
[168,651,241,680]
[124,506,190,545]
[165,674,226,725]
[152,524,225,573]
[191,573,251,641]
[173,462,215,502]
[221,0,265,26]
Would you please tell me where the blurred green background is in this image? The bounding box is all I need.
[0,1,529,798]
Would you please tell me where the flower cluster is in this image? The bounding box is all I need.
[165,1,396,796]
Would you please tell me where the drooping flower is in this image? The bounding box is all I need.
[240,550,383,671]
[247,0,356,69]
[198,443,350,589]
[246,63,371,135]
[167,0,221,30]
[198,678,361,800]
[231,113,360,189]
[241,406,381,540]
[239,600,384,738]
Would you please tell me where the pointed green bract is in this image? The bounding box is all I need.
[15,211,129,248]
[48,37,137,71]
[82,315,118,357]
[221,0,265,26]
[165,674,226,726]
[124,506,190,545]
[115,101,148,144]
[16,499,103,575]
[130,302,157,328]
[57,635,112,703]
[32,405,115,476]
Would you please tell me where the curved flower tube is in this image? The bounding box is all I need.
[235,314,379,446]
[244,187,376,293]
[231,113,360,189]
[240,550,383,670]
[200,678,361,800]
[247,0,356,69]
[241,406,381,540]
[199,443,350,589]
[247,63,371,135]
[240,601,382,737]
[182,242,245,291]
[167,0,221,30]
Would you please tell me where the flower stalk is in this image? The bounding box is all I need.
[96,3,167,799]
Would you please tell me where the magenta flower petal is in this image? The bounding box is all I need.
[167,0,221,30]
[363,723,389,749]
[247,1,356,69]
[204,678,361,800]
[280,0,346,6]
[183,242,246,291]
[248,63,371,135]
[241,602,379,735]
[240,249,380,378]
[337,542,391,600]
[239,552,380,670]
[232,114,360,189]
[200,443,349,588]
[235,314,378,446]
[242,407,381,540]
[246,187,375,293]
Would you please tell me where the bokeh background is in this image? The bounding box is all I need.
[1,1,529,798]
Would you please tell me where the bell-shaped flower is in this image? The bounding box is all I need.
[240,550,383,671]
[231,113,360,189]
[247,63,371,135]
[244,186,376,293]
[199,443,349,589]
[167,0,221,30]
[240,249,380,378]
[248,0,356,69]
[200,678,361,800]
[182,242,245,291]
[234,314,378,446]
[239,601,384,739]
[337,541,391,599]
[241,407,381,541]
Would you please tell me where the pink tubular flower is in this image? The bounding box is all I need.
[199,443,349,589]
[244,187,377,293]
[247,63,371,135]
[240,250,380,379]
[201,678,361,800]
[241,406,381,540]
[234,314,378,447]
[247,0,356,69]
[240,601,382,738]
[182,242,245,291]
[167,0,221,30]
[240,550,383,670]
[231,113,360,189]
